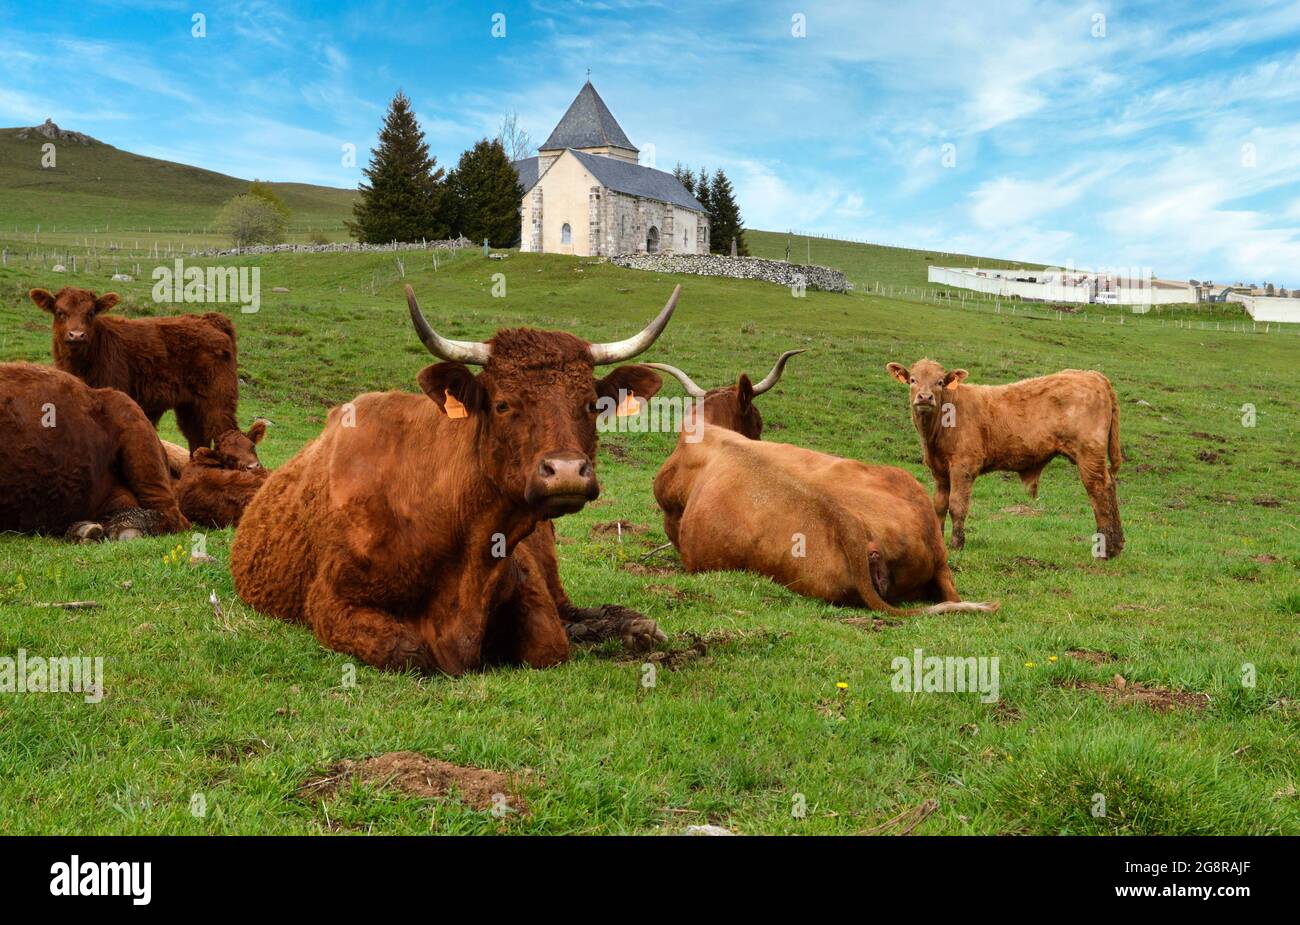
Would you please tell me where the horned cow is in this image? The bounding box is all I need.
[30,286,242,453]
[230,285,679,675]
[650,355,996,615]
[886,359,1123,557]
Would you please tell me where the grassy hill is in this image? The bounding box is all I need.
[0,125,356,244]
[1,245,1297,835]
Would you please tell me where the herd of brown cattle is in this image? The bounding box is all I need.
[1,282,1126,675]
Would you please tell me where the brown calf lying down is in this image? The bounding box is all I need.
[30,286,241,452]
[0,363,188,540]
[650,355,996,615]
[167,421,269,527]
[230,285,677,675]
[886,359,1123,557]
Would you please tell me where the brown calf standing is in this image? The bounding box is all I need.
[650,354,996,615]
[30,286,241,452]
[886,359,1123,557]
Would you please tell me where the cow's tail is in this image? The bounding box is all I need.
[1102,374,1122,475]
[830,506,997,617]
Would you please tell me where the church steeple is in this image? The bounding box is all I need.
[539,81,638,163]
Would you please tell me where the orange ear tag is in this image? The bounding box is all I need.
[615,392,641,417]
[443,392,468,419]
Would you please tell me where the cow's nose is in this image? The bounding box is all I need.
[65,330,86,342]
[917,392,934,403]
[538,455,594,487]
[245,462,261,471]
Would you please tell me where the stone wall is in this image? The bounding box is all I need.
[609,253,849,292]
[194,237,473,258]
[592,191,707,257]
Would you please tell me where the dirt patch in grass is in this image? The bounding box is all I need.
[1195,449,1223,464]
[1011,556,1060,571]
[1252,495,1284,508]
[1056,676,1208,713]
[1254,554,1282,564]
[1067,648,1117,665]
[1000,504,1041,516]
[843,616,903,631]
[992,700,1023,724]
[624,562,678,577]
[1190,431,1227,442]
[299,751,530,814]
[590,520,649,539]
[602,442,630,461]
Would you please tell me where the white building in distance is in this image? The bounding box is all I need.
[512,82,709,258]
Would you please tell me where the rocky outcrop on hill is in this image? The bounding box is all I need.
[16,119,97,145]
[610,253,850,293]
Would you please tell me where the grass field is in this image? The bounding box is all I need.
[1,238,1297,836]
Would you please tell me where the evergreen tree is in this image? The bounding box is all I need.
[347,90,448,243]
[707,169,748,256]
[446,138,524,248]
[694,167,711,215]
[673,162,696,194]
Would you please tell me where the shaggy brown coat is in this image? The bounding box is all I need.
[886,359,1123,557]
[30,286,241,452]
[230,325,666,675]
[0,362,188,536]
[174,422,269,527]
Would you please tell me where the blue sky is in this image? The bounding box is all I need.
[3,0,1300,286]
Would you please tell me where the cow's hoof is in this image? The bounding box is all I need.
[104,508,163,541]
[621,617,668,653]
[565,604,667,652]
[66,521,105,543]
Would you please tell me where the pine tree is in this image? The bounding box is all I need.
[694,168,711,216]
[707,169,748,256]
[673,162,696,194]
[446,139,524,248]
[347,90,448,243]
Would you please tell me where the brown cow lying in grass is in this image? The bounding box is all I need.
[30,286,241,453]
[650,354,996,615]
[0,362,188,540]
[231,285,678,675]
[886,359,1123,557]
[165,421,269,527]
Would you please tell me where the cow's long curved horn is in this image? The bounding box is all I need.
[643,362,707,398]
[750,349,806,395]
[588,285,681,365]
[406,285,491,365]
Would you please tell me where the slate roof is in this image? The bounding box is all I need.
[539,82,638,153]
[512,156,539,192]
[568,150,705,212]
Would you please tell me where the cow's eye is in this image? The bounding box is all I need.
[585,400,598,414]
[495,401,510,414]
[908,377,916,384]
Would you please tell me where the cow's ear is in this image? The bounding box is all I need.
[886,362,909,384]
[247,420,268,444]
[29,289,56,313]
[418,362,484,415]
[190,447,221,467]
[944,369,968,387]
[597,364,663,402]
[736,373,755,408]
[94,292,120,314]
